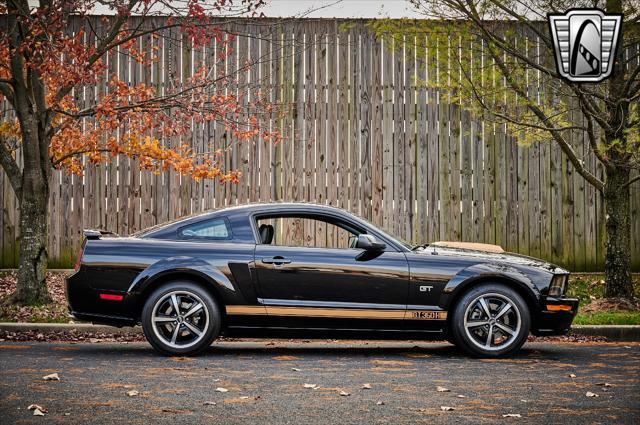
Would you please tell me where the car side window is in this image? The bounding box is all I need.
[178,218,231,239]
[256,216,359,249]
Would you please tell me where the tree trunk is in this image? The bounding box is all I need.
[603,167,634,299]
[6,168,51,306]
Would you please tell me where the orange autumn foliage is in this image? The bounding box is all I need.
[1,0,280,184]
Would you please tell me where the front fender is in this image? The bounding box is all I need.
[438,263,542,310]
[127,256,235,296]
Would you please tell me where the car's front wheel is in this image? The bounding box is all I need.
[450,283,530,357]
[141,281,221,356]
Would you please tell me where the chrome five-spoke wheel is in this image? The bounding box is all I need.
[142,281,221,356]
[151,291,209,349]
[451,284,530,357]
[464,293,521,351]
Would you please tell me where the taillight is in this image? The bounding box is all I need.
[74,246,84,272]
[99,293,124,301]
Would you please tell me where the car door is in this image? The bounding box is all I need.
[253,215,410,330]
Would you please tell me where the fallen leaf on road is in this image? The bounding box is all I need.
[362,383,372,389]
[569,374,577,378]
[376,401,385,406]
[291,368,301,372]
[586,392,599,397]
[126,390,139,397]
[437,386,450,392]
[215,387,229,393]
[161,408,190,414]
[42,373,60,381]
[339,391,350,396]
[370,359,412,367]
[203,401,216,406]
[503,414,522,418]
[303,383,318,389]
[440,406,455,411]
[273,355,299,361]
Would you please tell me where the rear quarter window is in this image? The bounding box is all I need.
[178,218,232,240]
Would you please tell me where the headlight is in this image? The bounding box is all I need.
[548,274,568,297]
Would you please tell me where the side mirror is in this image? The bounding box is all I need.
[355,234,386,251]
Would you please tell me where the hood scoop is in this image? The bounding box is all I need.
[430,241,505,253]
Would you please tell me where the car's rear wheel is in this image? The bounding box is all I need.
[450,283,530,357]
[141,281,221,356]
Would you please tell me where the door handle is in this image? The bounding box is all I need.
[261,256,291,265]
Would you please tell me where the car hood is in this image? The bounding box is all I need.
[413,245,569,274]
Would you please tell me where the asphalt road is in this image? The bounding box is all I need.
[1,340,639,424]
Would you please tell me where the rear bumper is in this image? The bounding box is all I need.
[66,269,140,327]
[531,296,579,336]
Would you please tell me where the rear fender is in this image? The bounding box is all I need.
[127,256,235,297]
[438,263,541,310]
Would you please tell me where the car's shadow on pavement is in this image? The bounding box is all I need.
[59,341,555,360]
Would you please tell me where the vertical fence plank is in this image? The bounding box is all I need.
[382,35,393,234]
[271,25,283,203]
[394,34,406,239]
[360,25,372,221]
[315,23,327,245]
[326,22,338,245]
[426,36,440,243]
[438,36,451,241]
[405,33,416,241]
[517,139,530,255]
[259,28,272,203]
[349,26,360,217]
[326,22,340,209]
[371,32,383,227]
[573,107,587,271]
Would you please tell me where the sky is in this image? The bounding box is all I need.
[260,0,422,19]
[26,0,423,19]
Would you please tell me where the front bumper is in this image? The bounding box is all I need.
[531,296,580,336]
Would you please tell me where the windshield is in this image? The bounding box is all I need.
[346,212,414,251]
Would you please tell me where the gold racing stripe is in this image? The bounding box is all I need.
[226,305,446,320]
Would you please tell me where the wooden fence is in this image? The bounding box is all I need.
[1,18,639,270]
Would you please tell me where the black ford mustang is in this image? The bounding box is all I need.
[66,203,578,357]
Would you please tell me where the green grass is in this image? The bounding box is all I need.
[567,274,640,304]
[574,311,640,325]
[567,274,640,325]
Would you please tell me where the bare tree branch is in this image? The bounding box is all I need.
[0,136,22,199]
[622,174,640,188]
[484,26,605,191]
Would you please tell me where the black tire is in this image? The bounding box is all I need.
[450,283,530,358]
[141,281,221,356]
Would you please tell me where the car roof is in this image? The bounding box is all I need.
[136,202,363,238]
[137,202,408,252]
[209,202,348,214]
